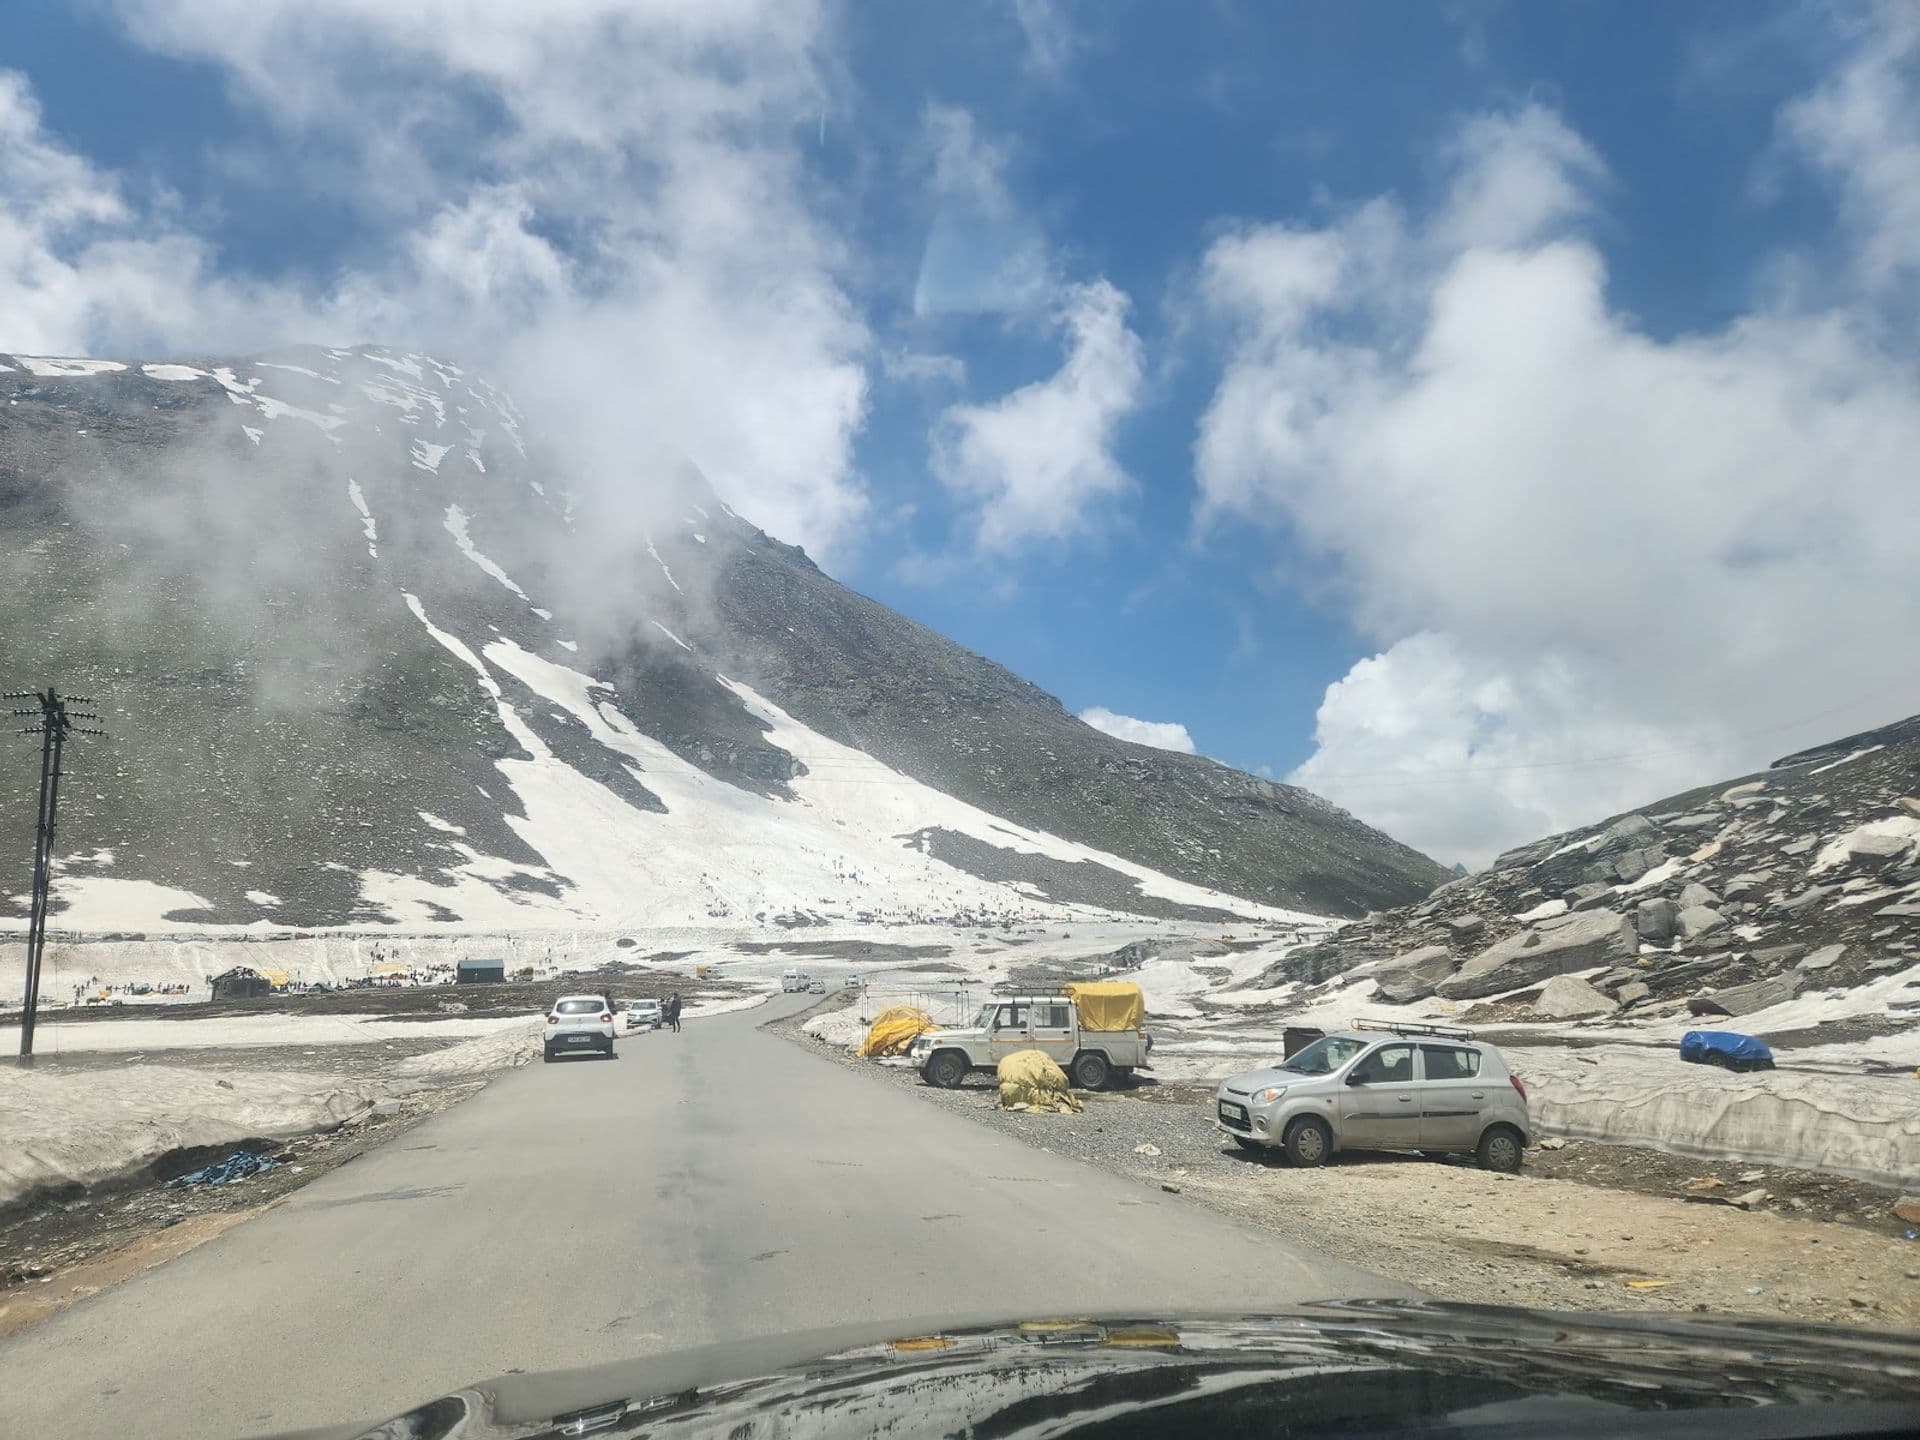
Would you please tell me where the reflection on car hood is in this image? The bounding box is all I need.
[272,1301,1920,1440]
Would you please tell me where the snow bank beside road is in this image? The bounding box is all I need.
[1519,1045,1920,1188]
[0,1065,381,1209]
[0,1024,543,1209]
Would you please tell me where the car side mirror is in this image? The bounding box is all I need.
[1345,1072,1367,1086]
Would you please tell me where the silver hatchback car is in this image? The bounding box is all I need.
[1213,1021,1531,1172]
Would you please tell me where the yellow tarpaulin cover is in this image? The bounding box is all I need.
[256,969,290,988]
[1063,981,1144,1032]
[996,1049,1082,1113]
[858,1005,937,1057]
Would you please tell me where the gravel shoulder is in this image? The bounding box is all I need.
[767,1011,1920,1329]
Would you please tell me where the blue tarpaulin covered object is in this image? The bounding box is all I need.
[167,1150,278,1188]
[1679,1030,1775,1069]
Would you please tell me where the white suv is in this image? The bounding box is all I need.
[544,994,616,1061]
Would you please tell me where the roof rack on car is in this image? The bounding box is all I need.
[1351,1018,1473,1039]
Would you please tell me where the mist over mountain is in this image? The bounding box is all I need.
[0,346,1450,933]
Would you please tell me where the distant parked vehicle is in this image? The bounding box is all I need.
[544,995,616,1061]
[1213,1021,1530,1172]
[781,969,810,992]
[844,973,861,990]
[808,978,827,994]
[625,999,662,1031]
[909,983,1152,1091]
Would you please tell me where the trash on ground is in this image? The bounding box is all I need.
[166,1150,278,1189]
[1133,1142,1162,1156]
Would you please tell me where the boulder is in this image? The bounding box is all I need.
[1371,945,1457,1005]
[1533,974,1618,1019]
[1692,971,1804,1018]
[1443,913,1486,939]
[1772,885,1834,915]
[1563,882,1611,908]
[1435,911,1637,1000]
[1797,944,1846,972]
[1666,812,1721,831]
[1751,943,1808,968]
[1778,835,1816,856]
[1675,904,1726,940]
[1615,980,1652,1007]
[1572,887,1618,912]
[1722,871,1771,899]
[1678,881,1722,909]
[1491,838,1556,872]
[1611,846,1662,884]
[1250,941,1355,988]
[1595,814,1659,854]
[1634,898,1678,945]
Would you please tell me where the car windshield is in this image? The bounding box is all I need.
[1279,1037,1369,1075]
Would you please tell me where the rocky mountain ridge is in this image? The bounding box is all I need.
[1252,714,1920,1031]
[0,345,1449,933]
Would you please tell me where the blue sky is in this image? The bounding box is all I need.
[4,1,1917,866]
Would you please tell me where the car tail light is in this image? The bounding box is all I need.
[546,1015,559,1025]
[599,1013,611,1023]
[1510,1074,1528,1101]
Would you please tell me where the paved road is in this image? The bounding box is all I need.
[0,993,1405,1437]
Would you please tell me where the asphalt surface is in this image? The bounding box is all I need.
[0,992,1405,1438]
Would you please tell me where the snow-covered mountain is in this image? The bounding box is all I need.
[0,346,1449,934]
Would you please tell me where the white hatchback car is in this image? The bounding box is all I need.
[544,994,616,1061]
[625,998,662,1031]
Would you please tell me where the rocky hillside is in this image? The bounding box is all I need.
[1252,715,1920,1023]
[0,346,1448,933]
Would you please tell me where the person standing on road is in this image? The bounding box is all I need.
[666,992,681,1032]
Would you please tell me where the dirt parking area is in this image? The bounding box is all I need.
[771,1011,1920,1328]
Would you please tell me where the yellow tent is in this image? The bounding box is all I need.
[256,969,290,989]
[858,1006,937,1058]
[996,1050,1081,1113]
[1063,981,1144,1032]
[372,962,409,977]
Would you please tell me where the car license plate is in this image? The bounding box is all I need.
[1218,1101,1246,1122]
[566,1034,592,1045]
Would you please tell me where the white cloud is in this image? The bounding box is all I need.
[933,278,1144,551]
[40,1,871,563]
[0,70,311,356]
[1080,706,1196,754]
[913,104,1053,317]
[1779,0,1920,299]
[1009,0,1080,78]
[1196,66,1920,865]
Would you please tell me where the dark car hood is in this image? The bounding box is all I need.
[272,1301,1920,1440]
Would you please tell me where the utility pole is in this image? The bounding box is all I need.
[7,688,106,1062]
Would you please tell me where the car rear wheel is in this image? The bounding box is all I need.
[1477,1126,1524,1173]
[1070,1051,1112,1090]
[1283,1117,1331,1167]
[924,1050,968,1088]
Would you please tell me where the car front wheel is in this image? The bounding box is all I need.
[923,1050,968,1088]
[1283,1117,1332,1167]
